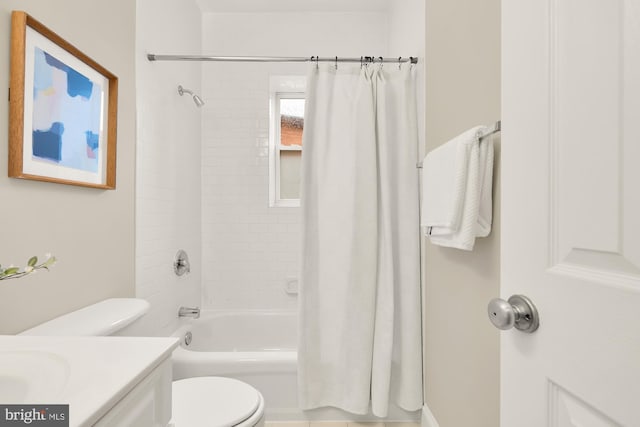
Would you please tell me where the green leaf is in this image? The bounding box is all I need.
[4,267,19,275]
[27,256,38,267]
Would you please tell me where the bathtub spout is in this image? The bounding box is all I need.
[178,306,200,319]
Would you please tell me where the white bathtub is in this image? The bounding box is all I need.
[171,310,419,422]
[172,310,299,420]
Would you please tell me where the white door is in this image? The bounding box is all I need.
[501,1,640,426]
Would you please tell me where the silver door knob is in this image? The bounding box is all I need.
[487,294,539,333]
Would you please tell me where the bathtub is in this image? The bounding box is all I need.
[171,310,419,422]
[172,310,299,420]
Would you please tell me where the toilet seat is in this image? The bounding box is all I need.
[172,377,265,427]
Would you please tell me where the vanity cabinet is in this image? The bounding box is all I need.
[0,335,178,427]
[93,358,172,427]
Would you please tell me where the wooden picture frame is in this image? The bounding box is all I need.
[9,11,118,189]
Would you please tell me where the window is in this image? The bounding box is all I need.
[269,77,306,207]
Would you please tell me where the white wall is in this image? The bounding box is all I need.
[200,12,388,310]
[132,0,202,336]
[0,1,136,334]
[424,0,501,426]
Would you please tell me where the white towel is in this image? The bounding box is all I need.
[421,126,494,250]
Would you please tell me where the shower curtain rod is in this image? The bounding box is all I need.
[147,54,418,64]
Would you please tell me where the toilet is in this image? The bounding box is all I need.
[20,298,265,427]
[172,377,265,427]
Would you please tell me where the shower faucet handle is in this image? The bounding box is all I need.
[174,249,191,276]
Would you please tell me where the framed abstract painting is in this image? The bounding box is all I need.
[8,11,118,189]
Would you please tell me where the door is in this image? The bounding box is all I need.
[501,1,640,426]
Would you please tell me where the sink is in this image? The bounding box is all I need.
[0,350,71,402]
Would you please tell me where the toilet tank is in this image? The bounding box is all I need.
[19,298,150,336]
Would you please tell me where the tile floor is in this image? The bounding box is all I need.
[266,422,420,427]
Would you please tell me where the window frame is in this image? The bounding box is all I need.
[269,77,306,208]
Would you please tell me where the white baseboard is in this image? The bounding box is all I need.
[421,404,440,427]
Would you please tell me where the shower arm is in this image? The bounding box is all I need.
[178,85,193,96]
[177,85,205,107]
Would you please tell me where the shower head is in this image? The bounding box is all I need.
[192,94,205,107]
[178,85,205,107]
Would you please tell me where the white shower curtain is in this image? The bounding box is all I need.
[298,64,423,417]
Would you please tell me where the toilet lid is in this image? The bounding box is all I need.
[172,377,261,427]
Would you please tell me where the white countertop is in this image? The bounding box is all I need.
[0,335,179,427]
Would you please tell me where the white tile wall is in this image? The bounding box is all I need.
[201,63,302,310]
[201,12,388,310]
[135,7,408,318]
[133,0,202,336]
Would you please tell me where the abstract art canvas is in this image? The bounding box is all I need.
[9,11,118,189]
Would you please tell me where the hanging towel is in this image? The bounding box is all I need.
[420,126,494,250]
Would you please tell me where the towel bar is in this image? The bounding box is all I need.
[416,120,501,169]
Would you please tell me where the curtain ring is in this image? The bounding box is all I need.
[366,56,373,68]
[398,56,402,70]
[360,56,363,68]
[316,56,319,69]
[379,56,384,69]
[335,56,338,70]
